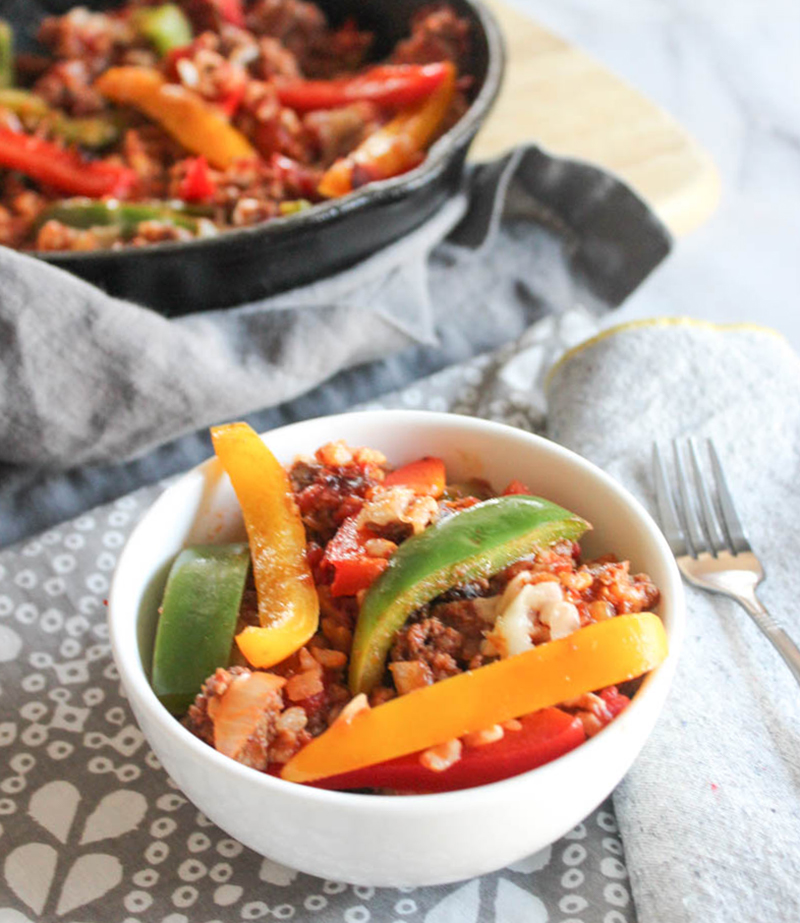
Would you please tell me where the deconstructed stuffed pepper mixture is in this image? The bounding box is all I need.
[0,0,471,251]
[150,423,668,794]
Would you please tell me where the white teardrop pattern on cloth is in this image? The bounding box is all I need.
[28,780,80,844]
[0,410,634,922]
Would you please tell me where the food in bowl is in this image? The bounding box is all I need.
[149,421,668,795]
[0,0,473,252]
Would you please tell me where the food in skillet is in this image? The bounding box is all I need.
[0,1,472,252]
[150,423,668,794]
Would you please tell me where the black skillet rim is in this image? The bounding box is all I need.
[30,0,505,265]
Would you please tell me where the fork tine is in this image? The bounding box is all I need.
[652,443,690,557]
[688,437,726,554]
[672,439,709,555]
[708,439,752,554]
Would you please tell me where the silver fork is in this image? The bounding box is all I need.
[653,437,800,685]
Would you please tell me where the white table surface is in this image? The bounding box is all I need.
[513,0,800,350]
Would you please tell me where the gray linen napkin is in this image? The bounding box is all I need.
[546,319,800,922]
[0,145,670,545]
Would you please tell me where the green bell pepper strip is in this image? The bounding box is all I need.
[35,198,214,236]
[348,495,590,694]
[0,21,14,90]
[151,544,251,715]
[0,89,121,149]
[134,4,193,56]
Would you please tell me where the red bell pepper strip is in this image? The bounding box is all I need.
[178,156,216,202]
[503,479,532,496]
[0,127,136,198]
[599,685,630,718]
[310,708,587,793]
[384,456,446,497]
[276,63,450,113]
[218,0,245,28]
[164,44,192,79]
[323,515,387,597]
[217,82,246,118]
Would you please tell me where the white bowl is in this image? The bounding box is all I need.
[109,410,684,886]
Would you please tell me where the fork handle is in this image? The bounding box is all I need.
[740,595,800,686]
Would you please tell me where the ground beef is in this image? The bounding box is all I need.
[431,598,489,646]
[172,35,248,107]
[254,36,302,79]
[246,0,327,54]
[35,220,107,252]
[304,102,379,167]
[38,8,132,73]
[579,559,661,614]
[390,616,463,680]
[391,4,471,72]
[233,79,308,161]
[33,59,107,117]
[487,544,580,595]
[131,221,194,245]
[182,0,240,33]
[390,595,494,680]
[298,20,374,79]
[291,461,382,543]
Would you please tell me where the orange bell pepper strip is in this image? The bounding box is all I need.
[211,423,319,667]
[281,612,668,783]
[317,61,456,198]
[94,66,256,169]
[383,456,446,497]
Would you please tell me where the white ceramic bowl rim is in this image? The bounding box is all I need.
[109,410,685,816]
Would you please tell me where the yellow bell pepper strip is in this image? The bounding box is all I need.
[208,670,286,760]
[317,61,456,198]
[349,495,590,695]
[281,612,668,783]
[211,422,320,668]
[94,66,256,169]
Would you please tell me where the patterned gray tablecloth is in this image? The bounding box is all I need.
[0,315,636,923]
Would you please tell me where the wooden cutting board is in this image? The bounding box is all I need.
[472,0,720,237]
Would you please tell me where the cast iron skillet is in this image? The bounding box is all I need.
[12,0,504,315]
